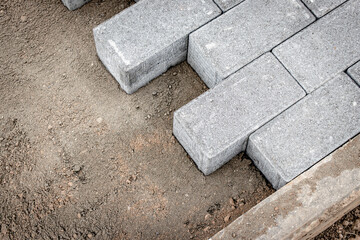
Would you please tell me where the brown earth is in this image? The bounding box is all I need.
[0,1,274,239]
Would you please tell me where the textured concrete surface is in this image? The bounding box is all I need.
[173,53,305,175]
[93,0,221,94]
[273,0,360,93]
[61,0,91,10]
[247,73,360,189]
[213,0,244,11]
[188,0,314,88]
[302,0,347,17]
[211,134,360,240]
[347,61,360,86]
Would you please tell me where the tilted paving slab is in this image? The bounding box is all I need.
[301,0,348,17]
[347,61,360,86]
[247,73,360,189]
[188,0,314,88]
[273,0,360,93]
[173,53,305,175]
[211,134,360,240]
[62,0,91,10]
[93,0,221,94]
[213,0,244,12]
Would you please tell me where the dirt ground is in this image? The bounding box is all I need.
[0,1,275,239]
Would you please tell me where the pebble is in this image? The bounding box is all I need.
[204,213,211,221]
[73,165,81,173]
[354,219,360,231]
[152,91,158,96]
[173,72,177,76]
[224,214,231,223]
[96,117,103,124]
[20,15,27,22]
[229,197,235,206]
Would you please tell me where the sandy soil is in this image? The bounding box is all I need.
[0,1,274,239]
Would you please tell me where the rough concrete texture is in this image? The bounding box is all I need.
[93,0,221,94]
[213,0,244,12]
[211,134,360,240]
[188,0,314,88]
[247,73,360,189]
[347,61,360,86]
[301,0,347,17]
[173,53,305,175]
[273,0,360,93]
[61,0,91,10]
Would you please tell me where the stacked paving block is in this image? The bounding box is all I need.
[93,0,221,94]
[247,73,360,189]
[301,0,347,17]
[273,0,360,93]
[188,0,315,88]
[62,0,91,10]
[347,61,360,86]
[173,53,305,175]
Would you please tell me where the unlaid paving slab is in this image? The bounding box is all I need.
[188,0,314,88]
[211,134,360,240]
[247,73,360,189]
[273,0,360,93]
[301,0,348,17]
[347,61,360,86]
[93,0,221,94]
[62,0,91,10]
[173,53,305,175]
[213,0,244,12]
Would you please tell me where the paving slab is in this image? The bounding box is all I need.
[62,0,91,10]
[247,73,360,189]
[301,0,348,17]
[347,61,360,86]
[273,0,360,93]
[173,53,305,175]
[211,134,360,240]
[188,0,314,88]
[213,0,244,12]
[93,0,221,94]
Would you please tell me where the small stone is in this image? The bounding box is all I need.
[135,105,140,109]
[73,165,81,173]
[68,182,73,187]
[87,233,93,238]
[274,207,279,211]
[353,219,360,231]
[232,233,237,238]
[224,214,231,223]
[203,226,210,232]
[173,72,177,76]
[96,117,103,124]
[204,214,211,221]
[48,125,53,130]
[77,213,81,218]
[229,197,235,206]
[152,91,158,96]
[20,15,27,22]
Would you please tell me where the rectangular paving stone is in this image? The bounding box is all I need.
[62,0,91,10]
[173,53,305,175]
[347,61,360,86]
[273,0,360,93]
[247,73,360,189]
[93,0,221,94]
[188,0,314,88]
[213,0,244,12]
[301,0,347,17]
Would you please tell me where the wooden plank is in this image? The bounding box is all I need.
[210,134,360,240]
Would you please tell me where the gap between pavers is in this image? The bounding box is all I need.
[273,0,360,93]
[247,73,360,189]
[211,134,360,240]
